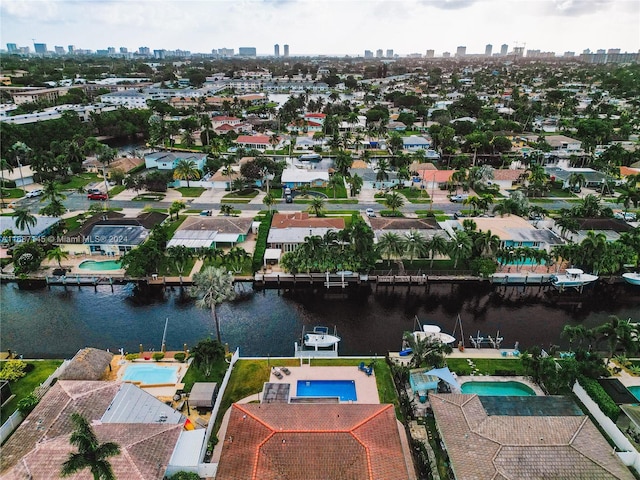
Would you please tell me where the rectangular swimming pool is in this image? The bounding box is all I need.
[296,380,357,401]
[122,363,180,385]
[629,386,640,402]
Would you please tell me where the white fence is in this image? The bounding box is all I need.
[0,360,70,444]
[572,381,640,471]
[199,348,240,466]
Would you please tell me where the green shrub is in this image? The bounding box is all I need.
[1,180,17,188]
[168,472,200,480]
[152,352,165,362]
[17,393,39,415]
[125,353,140,361]
[0,360,27,382]
[578,376,621,420]
[174,352,186,362]
[252,211,273,272]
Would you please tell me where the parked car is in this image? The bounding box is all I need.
[88,192,108,200]
[87,188,101,195]
[449,194,468,203]
[25,189,43,198]
[200,210,212,216]
[365,208,376,217]
[614,211,637,221]
[285,194,293,203]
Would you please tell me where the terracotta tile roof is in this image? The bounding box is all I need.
[271,212,345,229]
[619,166,640,177]
[492,169,526,181]
[235,135,271,145]
[419,169,455,182]
[430,394,634,480]
[216,403,410,480]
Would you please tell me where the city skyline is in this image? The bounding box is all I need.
[1,0,639,56]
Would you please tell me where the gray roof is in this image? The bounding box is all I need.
[189,382,218,408]
[145,151,207,163]
[85,224,149,245]
[267,227,339,244]
[504,227,565,245]
[351,168,398,183]
[101,383,185,424]
[0,215,61,237]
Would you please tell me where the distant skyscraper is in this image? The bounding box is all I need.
[386,49,394,58]
[6,43,17,53]
[607,48,621,55]
[120,47,128,53]
[34,43,47,54]
[283,44,289,57]
[456,46,466,57]
[54,46,65,55]
[425,49,435,58]
[153,49,166,59]
[485,44,492,56]
[500,44,508,56]
[216,48,234,57]
[563,51,575,57]
[107,47,116,54]
[376,49,383,58]
[364,50,373,58]
[68,45,75,54]
[513,47,524,57]
[442,51,451,58]
[139,46,150,55]
[274,44,280,57]
[238,47,257,57]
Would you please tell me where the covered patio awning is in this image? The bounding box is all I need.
[264,248,282,265]
[167,238,214,249]
[425,367,461,392]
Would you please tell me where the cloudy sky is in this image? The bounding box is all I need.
[1,0,638,56]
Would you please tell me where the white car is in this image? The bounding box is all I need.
[25,189,43,198]
[365,208,376,217]
[614,212,637,221]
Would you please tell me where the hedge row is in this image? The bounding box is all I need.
[252,211,273,273]
[578,375,621,421]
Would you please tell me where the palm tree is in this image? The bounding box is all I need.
[384,192,404,214]
[308,197,326,217]
[448,231,473,269]
[375,159,390,184]
[12,208,37,237]
[402,230,427,265]
[220,204,234,216]
[347,173,364,197]
[0,158,14,207]
[190,266,236,342]
[580,230,607,274]
[46,246,69,269]
[61,413,120,480]
[428,234,449,269]
[173,158,202,188]
[474,230,501,257]
[328,174,343,199]
[595,315,639,362]
[377,232,404,262]
[567,172,586,193]
[167,245,192,279]
[168,200,186,221]
[263,192,275,212]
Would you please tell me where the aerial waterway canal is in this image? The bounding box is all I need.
[2,281,639,359]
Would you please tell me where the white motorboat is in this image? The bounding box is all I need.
[304,326,341,349]
[622,273,640,286]
[413,323,456,345]
[550,268,598,290]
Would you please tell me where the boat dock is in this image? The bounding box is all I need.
[490,273,553,285]
[294,326,340,358]
[255,272,481,288]
[45,275,127,288]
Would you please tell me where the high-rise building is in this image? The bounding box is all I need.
[283,44,289,57]
[238,47,257,57]
[376,49,383,58]
[513,47,524,57]
[68,45,75,54]
[442,51,451,58]
[607,48,621,55]
[54,46,65,55]
[456,46,466,57]
[563,51,575,57]
[107,47,116,54]
[6,43,17,53]
[34,43,47,54]
[425,49,435,58]
[139,46,150,55]
[364,50,373,58]
[153,49,166,59]
[216,48,234,57]
[120,47,128,54]
[485,44,493,56]
[386,49,394,58]
[500,44,508,56]
[274,44,280,57]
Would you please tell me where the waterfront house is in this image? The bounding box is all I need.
[234,134,280,151]
[267,212,345,254]
[370,217,449,245]
[430,393,634,480]
[83,156,144,177]
[402,135,431,151]
[144,152,207,171]
[0,215,61,242]
[0,381,188,480]
[215,403,411,480]
[554,217,634,244]
[545,165,614,189]
[167,216,253,249]
[280,167,330,189]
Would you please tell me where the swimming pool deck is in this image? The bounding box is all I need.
[456,375,545,395]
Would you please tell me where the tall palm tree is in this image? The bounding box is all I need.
[377,232,404,262]
[12,208,37,237]
[375,159,390,184]
[46,246,69,269]
[475,230,501,258]
[308,197,326,217]
[580,230,607,274]
[595,315,639,362]
[347,173,364,197]
[61,413,120,480]
[384,192,404,214]
[173,158,201,188]
[167,245,192,278]
[448,231,472,269]
[190,266,236,342]
[402,230,427,265]
[263,192,275,212]
[328,174,343,199]
[567,172,586,193]
[428,234,449,269]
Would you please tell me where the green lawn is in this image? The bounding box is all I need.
[327,199,359,204]
[1,188,25,199]
[219,198,251,204]
[316,183,347,199]
[181,360,229,393]
[0,360,63,423]
[58,173,101,191]
[109,185,126,197]
[176,187,206,198]
[63,213,87,232]
[164,215,187,238]
[445,358,526,376]
[397,187,430,200]
[159,257,196,277]
[223,188,259,199]
[546,186,577,198]
[133,193,166,201]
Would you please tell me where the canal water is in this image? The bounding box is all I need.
[2,282,638,359]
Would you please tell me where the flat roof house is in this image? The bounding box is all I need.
[281,167,330,188]
[167,216,253,249]
[144,152,207,171]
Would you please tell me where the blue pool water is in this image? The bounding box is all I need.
[121,364,179,385]
[296,380,357,401]
[78,260,122,271]
[629,386,640,402]
[461,381,535,396]
[498,257,547,266]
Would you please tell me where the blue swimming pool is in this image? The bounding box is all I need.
[629,386,640,402]
[121,364,180,385]
[296,380,357,401]
[461,381,535,396]
[78,260,122,271]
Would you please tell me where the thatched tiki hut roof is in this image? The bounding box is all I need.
[58,348,114,381]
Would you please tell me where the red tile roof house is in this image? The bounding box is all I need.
[215,403,413,480]
[235,134,280,150]
[267,213,345,254]
[0,381,188,480]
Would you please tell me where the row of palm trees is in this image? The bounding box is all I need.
[562,316,639,362]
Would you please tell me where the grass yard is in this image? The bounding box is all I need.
[445,358,526,376]
[63,213,88,232]
[219,198,251,204]
[133,193,166,201]
[109,185,126,197]
[327,199,358,204]
[176,187,206,198]
[0,360,63,423]
[58,173,101,191]
[159,257,196,277]
[181,359,229,393]
[223,188,259,199]
[164,215,187,238]
[1,188,25,199]
[546,186,577,198]
[315,183,347,199]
